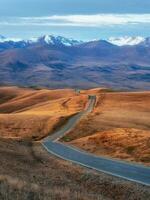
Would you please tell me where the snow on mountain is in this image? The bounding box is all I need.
[0,36,22,43]
[27,37,39,44]
[0,35,83,46]
[108,36,145,46]
[1,35,150,47]
[40,35,83,46]
[43,35,54,44]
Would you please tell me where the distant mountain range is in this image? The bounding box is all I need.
[0,35,150,90]
[0,35,149,47]
[0,35,83,50]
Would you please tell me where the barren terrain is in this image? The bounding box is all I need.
[0,86,87,140]
[0,87,150,199]
[64,91,150,165]
[0,138,149,200]
[1,87,150,166]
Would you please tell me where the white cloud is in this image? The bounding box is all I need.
[1,14,150,27]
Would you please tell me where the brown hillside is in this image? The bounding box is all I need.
[64,91,150,165]
[0,87,87,140]
[70,128,150,166]
[0,138,149,200]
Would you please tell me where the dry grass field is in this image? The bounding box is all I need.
[0,86,87,140]
[63,91,150,166]
[0,86,150,199]
[1,87,150,165]
[0,138,149,200]
[70,128,150,165]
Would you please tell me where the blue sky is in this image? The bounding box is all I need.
[0,0,150,40]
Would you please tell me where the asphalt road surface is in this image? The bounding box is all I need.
[42,95,150,186]
[45,95,96,141]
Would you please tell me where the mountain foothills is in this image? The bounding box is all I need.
[0,35,150,90]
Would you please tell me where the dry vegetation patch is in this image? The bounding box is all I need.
[0,87,87,140]
[70,128,150,165]
[65,91,150,166]
[0,138,149,200]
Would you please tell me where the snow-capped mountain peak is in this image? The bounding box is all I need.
[40,35,83,46]
[43,35,55,44]
[0,34,83,47]
[108,36,145,46]
[0,35,23,43]
[1,35,150,48]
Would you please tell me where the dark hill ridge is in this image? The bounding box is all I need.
[0,35,150,90]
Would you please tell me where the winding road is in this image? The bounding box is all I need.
[45,95,96,142]
[42,95,150,186]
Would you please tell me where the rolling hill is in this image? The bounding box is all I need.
[0,86,87,140]
[0,86,150,199]
[63,91,150,166]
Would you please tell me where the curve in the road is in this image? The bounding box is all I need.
[43,141,150,186]
[44,95,96,142]
[42,95,150,186]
